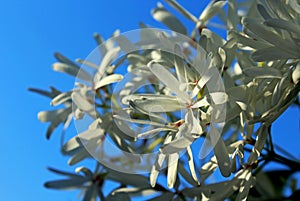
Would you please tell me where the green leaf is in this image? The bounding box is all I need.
[68,148,90,165]
[152,3,187,34]
[83,185,98,201]
[199,156,218,182]
[266,0,292,21]
[47,167,84,179]
[242,17,299,57]
[247,125,269,165]
[107,169,150,188]
[147,192,174,201]
[174,44,188,85]
[115,35,138,54]
[252,47,297,61]
[177,162,199,186]
[44,177,89,190]
[235,169,253,201]
[54,52,77,66]
[264,170,296,194]
[106,192,131,201]
[257,4,272,20]
[28,87,61,99]
[198,1,226,27]
[186,146,200,185]
[227,0,238,31]
[93,32,106,56]
[254,171,276,197]
[209,125,231,177]
[287,0,300,14]
[243,67,282,78]
[164,0,198,23]
[201,28,225,51]
[230,31,270,50]
[265,18,300,34]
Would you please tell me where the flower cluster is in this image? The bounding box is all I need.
[30,0,300,200]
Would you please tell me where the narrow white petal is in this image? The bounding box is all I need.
[161,137,193,154]
[191,96,210,108]
[52,62,92,81]
[78,128,104,141]
[71,92,97,118]
[191,84,201,99]
[185,109,202,135]
[150,153,166,187]
[51,92,72,106]
[123,94,184,112]
[167,153,179,188]
[98,47,120,76]
[174,44,188,85]
[194,67,215,91]
[113,114,167,127]
[137,127,174,139]
[187,146,200,184]
[94,74,123,90]
[148,62,190,103]
[199,1,227,26]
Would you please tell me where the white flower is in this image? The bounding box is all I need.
[119,56,230,187]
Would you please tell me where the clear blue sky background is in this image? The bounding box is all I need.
[0,0,299,201]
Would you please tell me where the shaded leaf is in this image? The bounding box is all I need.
[243,67,282,78]
[167,152,179,188]
[165,0,198,23]
[44,177,89,190]
[209,125,231,177]
[247,125,269,164]
[199,1,227,27]
[107,169,150,188]
[83,184,98,201]
[252,47,297,61]
[28,87,61,99]
[152,3,187,34]
[242,17,299,57]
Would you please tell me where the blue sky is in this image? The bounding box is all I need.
[0,0,299,201]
